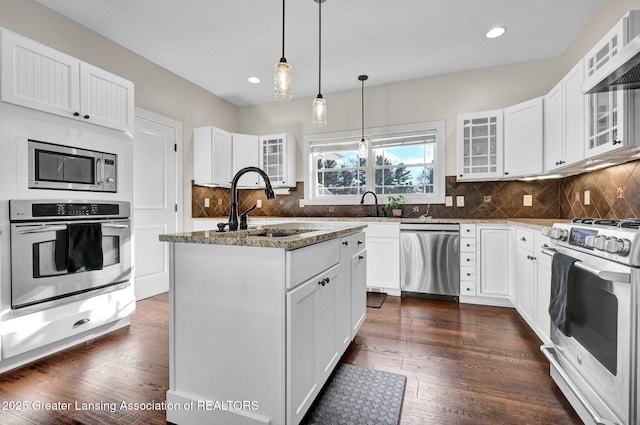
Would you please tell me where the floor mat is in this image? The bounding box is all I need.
[301,363,406,425]
[366,292,387,308]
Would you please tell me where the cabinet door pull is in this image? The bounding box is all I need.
[318,279,326,286]
[73,112,80,117]
[83,114,90,120]
[357,240,364,245]
[72,318,90,329]
[358,254,365,260]
[520,237,526,242]
[612,139,622,145]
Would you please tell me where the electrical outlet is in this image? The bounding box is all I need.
[204,198,210,208]
[584,190,590,205]
[617,187,625,198]
[523,195,532,207]
[483,195,492,203]
[412,206,419,213]
[217,199,223,205]
[256,199,262,208]
[279,199,284,205]
[445,196,453,207]
[456,196,465,207]
[299,199,305,207]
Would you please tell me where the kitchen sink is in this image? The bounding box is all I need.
[247,229,314,238]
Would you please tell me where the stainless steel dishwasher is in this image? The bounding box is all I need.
[400,223,460,301]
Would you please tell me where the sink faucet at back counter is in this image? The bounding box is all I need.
[360,191,382,217]
[227,166,276,231]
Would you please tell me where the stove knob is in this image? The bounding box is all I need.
[549,228,568,241]
[604,237,631,256]
[584,235,596,248]
[542,227,552,237]
[593,235,608,250]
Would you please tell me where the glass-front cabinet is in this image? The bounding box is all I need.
[259,133,297,188]
[584,10,640,159]
[456,110,503,181]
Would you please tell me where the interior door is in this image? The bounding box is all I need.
[133,109,182,300]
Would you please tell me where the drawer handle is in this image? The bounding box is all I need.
[342,241,349,246]
[72,318,90,329]
[466,243,471,247]
[318,277,330,286]
[466,273,471,276]
[466,229,471,233]
[358,254,365,260]
[466,258,471,262]
[357,240,364,245]
[520,237,527,242]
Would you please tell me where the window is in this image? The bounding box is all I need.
[304,121,445,205]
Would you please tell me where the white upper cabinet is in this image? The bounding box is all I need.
[584,10,640,159]
[0,29,134,132]
[193,126,232,187]
[544,60,585,172]
[503,97,544,178]
[456,110,504,181]
[232,133,261,188]
[259,133,297,188]
[194,126,297,189]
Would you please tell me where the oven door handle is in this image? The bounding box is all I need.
[540,345,619,425]
[102,223,129,229]
[540,247,631,283]
[16,225,68,235]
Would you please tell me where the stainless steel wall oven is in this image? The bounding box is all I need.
[542,219,640,425]
[9,200,131,315]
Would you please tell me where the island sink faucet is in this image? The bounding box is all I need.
[228,166,276,231]
[360,191,381,217]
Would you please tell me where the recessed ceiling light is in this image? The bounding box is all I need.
[486,26,506,39]
[248,76,261,84]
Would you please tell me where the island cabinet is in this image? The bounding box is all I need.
[164,227,366,425]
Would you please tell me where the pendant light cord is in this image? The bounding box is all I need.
[361,78,364,140]
[281,0,285,60]
[318,0,322,95]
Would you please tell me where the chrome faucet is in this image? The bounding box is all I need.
[228,166,275,231]
[360,191,381,217]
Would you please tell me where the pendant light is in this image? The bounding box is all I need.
[312,0,327,126]
[358,75,369,159]
[274,0,292,101]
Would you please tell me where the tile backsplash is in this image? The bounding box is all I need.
[192,159,640,220]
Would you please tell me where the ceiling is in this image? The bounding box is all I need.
[37,0,607,107]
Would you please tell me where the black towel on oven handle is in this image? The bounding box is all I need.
[549,252,577,336]
[67,222,104,273]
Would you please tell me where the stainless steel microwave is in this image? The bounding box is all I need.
[28,140,117,192]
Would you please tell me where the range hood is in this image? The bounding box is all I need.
[583,34,640,94]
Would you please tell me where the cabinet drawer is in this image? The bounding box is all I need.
[460,252,476,267]
[460,266,476,281]
[348,232,366,253]
[516,228,534,251]
[286,238,341,289]
[460,238,476,252]
[2,286,135,359]
[461,281,477,296]
[460,224,476,236]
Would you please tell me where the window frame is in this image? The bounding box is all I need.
[304,121,446,206]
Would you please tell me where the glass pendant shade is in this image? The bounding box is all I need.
[313,95,327,127]
[357,137,368,159]
[274,59,292,101]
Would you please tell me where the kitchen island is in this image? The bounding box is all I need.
[159,222,367,425]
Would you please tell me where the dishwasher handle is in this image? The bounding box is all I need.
[400,223,459,232]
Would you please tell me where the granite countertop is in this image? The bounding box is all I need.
[160,222,367,250]
[193,216,567,231]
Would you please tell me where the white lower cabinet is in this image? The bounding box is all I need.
[477,225,514,303]
[459,224,477,297]
[514,227,553,344]
[365,223,400,294]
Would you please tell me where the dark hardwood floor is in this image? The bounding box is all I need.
[0,293,581,424]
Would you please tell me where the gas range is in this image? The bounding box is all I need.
[543,218,640,267]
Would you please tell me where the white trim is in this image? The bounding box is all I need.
[303,121,446,205]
